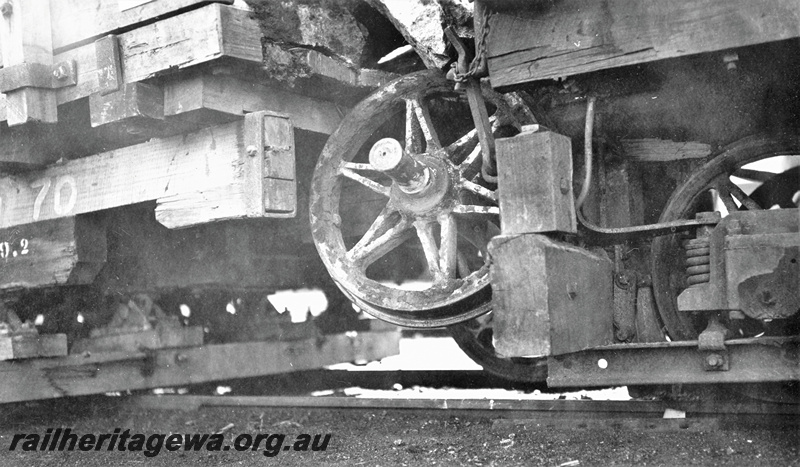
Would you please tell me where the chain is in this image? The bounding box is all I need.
[452,1,491,82]
[470,0,491,78]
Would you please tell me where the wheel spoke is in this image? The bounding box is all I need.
[346,214,412,268]
[733,168,775,182]
[446,128,478,164]
[405,99,424,154]
[722,179,762,210]
[456,252,471,279]
[453,205,500,215]
[408,97,441,151]
[414,220,444,282]
[342,161,379,172]
[461,180,498,203]
[716,187,740,213]
[439,214,458,279]
[348,205,399,256]
[340,167,391,197]
[459,145,483,173]
[447,114,498,165]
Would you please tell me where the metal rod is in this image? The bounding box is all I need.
[576,96,597,210]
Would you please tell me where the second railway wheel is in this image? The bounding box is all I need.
[651,134,800,339]
[450,312,548,383]
[310,70,529,328]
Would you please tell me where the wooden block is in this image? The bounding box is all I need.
[0,330,400,403]
[50,0,233,51]
[95,34,123,95]
[95,204,302,292]
[0,0,53,66]
[0,333,68,361]
[0,118,296,230]
[497,129,576,234]
[70,326,204,354]
[50,4,231,111]
[0,124,50,167]
[621,139,712,162]
[156,112,296,226]
[490,234,613,357]
[486,0,800,88]
[88,82,167,142]
[89,82,164,127]
[3,88,58,126]
[162,72,342,135]
[0,215,106,290]
[0,0,58,125]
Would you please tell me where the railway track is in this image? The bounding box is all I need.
[127,392,800,432]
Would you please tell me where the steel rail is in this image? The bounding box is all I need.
[129,394,800,421]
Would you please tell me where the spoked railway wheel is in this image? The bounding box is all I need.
[651,134,800,340]
[310,70,530,328]
[450,312,548,383]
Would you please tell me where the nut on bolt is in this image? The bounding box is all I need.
[175,353,189,364]
[52,63,70,81]
[706,353,724,368]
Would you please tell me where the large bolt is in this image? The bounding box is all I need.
[369,138,430,194]
[706,353,724,368]
[52,63,70,81]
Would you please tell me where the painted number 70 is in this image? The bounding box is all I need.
[31,176,78,221]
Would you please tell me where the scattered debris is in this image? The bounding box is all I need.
[214,423,235,435]
[274,419,303,429]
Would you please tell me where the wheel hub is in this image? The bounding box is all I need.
[369,138,456,217]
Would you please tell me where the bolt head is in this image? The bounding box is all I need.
[52,64,69,80]
[246,145,258,157]
[559,177,570,194]
[706,354,723,367]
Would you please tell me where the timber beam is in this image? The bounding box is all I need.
[0,328,401,404]
[0,112,296,231]
[0,215,106,291]
[485,0,800,88]
[0,3,384,129]
[96,204,303,293]
[162,72,342,135]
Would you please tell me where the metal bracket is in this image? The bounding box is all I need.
[0,60,77,93]
[698,316,729,371]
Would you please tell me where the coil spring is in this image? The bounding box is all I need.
[683,237,710,286]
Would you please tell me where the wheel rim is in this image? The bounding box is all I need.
[310,70,523,327]
[651,134,800,339]
[449,313,548,383]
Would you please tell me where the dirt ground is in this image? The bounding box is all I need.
[1,396,798,467]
